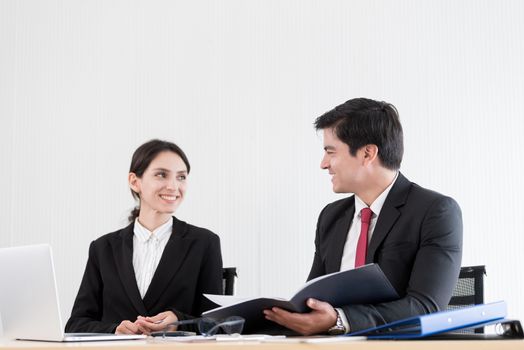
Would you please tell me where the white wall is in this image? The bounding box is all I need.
[1,0,523,323]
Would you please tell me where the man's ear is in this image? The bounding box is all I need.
[363,144,379,164]
[128,173,140,194]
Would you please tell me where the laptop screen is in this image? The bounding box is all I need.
[0,244,67,341]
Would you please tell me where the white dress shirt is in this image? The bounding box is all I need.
[339,172,399,271]
[133,218,172,299]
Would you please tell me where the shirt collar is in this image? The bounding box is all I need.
[134,217,173,242]
[355,172,399,218]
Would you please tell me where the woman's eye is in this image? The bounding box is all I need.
[177,175,187,181]
[156,172,167,178]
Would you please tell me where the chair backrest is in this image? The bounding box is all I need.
[222,267,237,295]
[447,265,486,333]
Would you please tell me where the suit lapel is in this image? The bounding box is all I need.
[326,198,355,273]
[367,173,411,263]
[112,224,147,316]
[143,217,195,311]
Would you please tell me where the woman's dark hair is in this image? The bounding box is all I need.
[128,139,191,223]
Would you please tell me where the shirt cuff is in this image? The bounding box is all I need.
[335,308,350,334]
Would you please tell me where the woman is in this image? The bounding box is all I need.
[65,139,223,334]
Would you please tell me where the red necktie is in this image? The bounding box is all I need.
[355,208,373,268]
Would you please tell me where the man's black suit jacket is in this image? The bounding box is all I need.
[65,217,223,333]
[308,173,463,332]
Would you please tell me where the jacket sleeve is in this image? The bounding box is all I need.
[342,196,463,332]
[307,204,331,281]
[65,242,119,333]
[172,233,223,330]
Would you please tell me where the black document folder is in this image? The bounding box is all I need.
[203,264,399,334]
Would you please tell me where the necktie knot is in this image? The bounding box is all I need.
[360,207,373,225]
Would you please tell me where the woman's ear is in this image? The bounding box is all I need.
[128,173,140,194]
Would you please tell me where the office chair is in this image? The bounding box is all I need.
[447,265,486,333]
[222,267,237,296]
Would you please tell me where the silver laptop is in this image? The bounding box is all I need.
[0,244,146,342]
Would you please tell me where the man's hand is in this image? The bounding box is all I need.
[115,320,141,334]
[263,298,338,335]
[134,311,178,335]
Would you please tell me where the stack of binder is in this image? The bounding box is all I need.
[349,301,510,339]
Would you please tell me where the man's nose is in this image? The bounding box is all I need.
[320,155,329,169]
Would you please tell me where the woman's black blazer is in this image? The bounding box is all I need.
[65,216,223,333]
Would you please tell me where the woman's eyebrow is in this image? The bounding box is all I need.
[152,167,170,172]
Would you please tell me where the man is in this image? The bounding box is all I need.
[264,98,462,335]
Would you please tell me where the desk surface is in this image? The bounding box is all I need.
[1,338,524,350]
